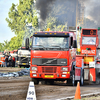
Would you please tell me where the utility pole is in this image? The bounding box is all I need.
[76,0,85,54]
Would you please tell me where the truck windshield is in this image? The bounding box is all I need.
[18,50,30,56]
[32,37,69,50]
[82,37,96,45]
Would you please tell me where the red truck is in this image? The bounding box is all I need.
[76,28,99,83]
[25,31,85,86]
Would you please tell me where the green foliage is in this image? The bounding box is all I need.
[46,17,57,30]
[5,0,39,51]
[0,43,5,52]
[8,35,23,51]
[46,17,67,31]
[32,16,38,28]
[56,25,66,31]
[0,40,10,52]
[6,0,38,35]
[3,40,10,50]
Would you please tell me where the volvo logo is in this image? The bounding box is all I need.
[43,59,56,64]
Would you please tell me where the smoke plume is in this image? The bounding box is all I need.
[36,0,100,29]
[83,0,100,28]
[36,0,55,21]
[36,0,81,29]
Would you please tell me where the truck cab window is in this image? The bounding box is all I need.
[33,37,69,50]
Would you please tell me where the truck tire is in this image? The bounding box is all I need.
[80,71,84,86]
[32,78,39,85]
[72,73,77,86]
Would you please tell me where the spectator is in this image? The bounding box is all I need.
[1,57,5,67]
[5,55,8,67]
[12,56,15,67]
[8,55,12,67]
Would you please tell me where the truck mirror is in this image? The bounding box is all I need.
[70,37,73,46]
[73,40,77,48]
[25,38,29,50]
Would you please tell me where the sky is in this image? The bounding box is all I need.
[0,0,19,43]
[0,0,98,44]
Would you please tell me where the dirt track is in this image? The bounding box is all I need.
[1,68,100,100]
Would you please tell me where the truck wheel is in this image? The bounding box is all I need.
[80,73,84,86]
[72,73,77,86]
[32,78,39,85]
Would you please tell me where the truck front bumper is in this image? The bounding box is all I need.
[30,72,70,79]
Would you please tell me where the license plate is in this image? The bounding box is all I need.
[45,75,54,78]
[22,63,26,65]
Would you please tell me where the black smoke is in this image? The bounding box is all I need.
[36,0,55,21]
[36,0,100,28]
[36,0,81,29]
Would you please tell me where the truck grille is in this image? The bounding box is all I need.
[42,67,57,73]
[42,59,57,64]
[20,57,28,63]
[32,58,67,66]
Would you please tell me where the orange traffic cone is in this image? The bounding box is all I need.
[74,82,81,99]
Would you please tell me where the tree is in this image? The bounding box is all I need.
[8,35,22,50]
[0,43,5,52]
[45,16,67,31]
[0,40,10,52]
[6,0,38,35]
[6,0,39,49]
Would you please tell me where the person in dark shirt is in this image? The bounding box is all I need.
[12,56,15,67]
[5,55,8,67]
[8,55,12,67]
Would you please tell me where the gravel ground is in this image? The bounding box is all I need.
[1,67,100,100]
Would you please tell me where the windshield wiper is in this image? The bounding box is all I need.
[33,45,46,50]
[49,45,61,49]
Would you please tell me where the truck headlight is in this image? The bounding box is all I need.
[33,74,37,77]
[62,75,66,77]
[32,67,37,70]
[62,72,67,74]
[62,67,68,71]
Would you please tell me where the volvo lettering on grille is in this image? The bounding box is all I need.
[42,59,57,65]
